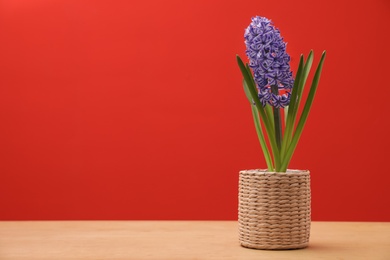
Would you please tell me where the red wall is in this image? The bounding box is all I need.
[1,0,389,221]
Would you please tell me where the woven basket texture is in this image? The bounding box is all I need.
[238,169,311,250]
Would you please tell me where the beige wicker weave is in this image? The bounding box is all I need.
[238,169,311,250]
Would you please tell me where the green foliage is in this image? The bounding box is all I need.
[237,51,326,172]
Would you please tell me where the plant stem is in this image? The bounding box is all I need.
[270,85,282,171]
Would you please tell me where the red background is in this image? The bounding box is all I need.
[1,0,389,221]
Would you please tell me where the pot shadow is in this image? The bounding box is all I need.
[302,242,348,254]
[247,242,342,252]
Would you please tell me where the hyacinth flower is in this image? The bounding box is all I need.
[236,16,326,172]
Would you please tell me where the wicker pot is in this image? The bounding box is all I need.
[238,169,311,250]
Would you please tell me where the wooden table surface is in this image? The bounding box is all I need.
[0,221,389,260]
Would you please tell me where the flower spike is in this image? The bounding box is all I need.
[244,16,294,108]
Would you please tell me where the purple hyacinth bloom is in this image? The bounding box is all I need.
[244,16,294,108]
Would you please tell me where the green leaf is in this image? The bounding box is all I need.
[242,78,253,103]
[244,79,274,171]
[280,54,305,160]
[251,105,274,171]
[298,51,314,107]
[236,55,280,170]
[284,105,289,125]
[280,51,327,172]
[280,51,314,162]
[247,62,275,132]
[236,55,263,111]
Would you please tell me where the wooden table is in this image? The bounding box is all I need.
[0,221,389,259]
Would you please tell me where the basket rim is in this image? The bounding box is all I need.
[239,169,310,175]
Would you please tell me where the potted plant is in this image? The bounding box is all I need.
[236,16,326,250]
